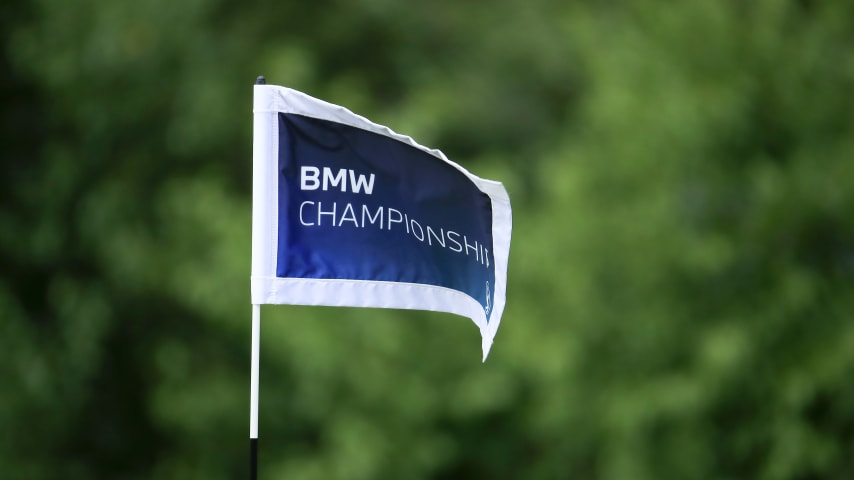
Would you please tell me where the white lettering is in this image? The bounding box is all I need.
[295,199,489,270]
[427,226,445,247]
[301,166,320,190]
[299,201,315,226]
[463,235,479,261]
[300,166,376,195]
[317,201,336,225]
[447,230,463,252]
[338,203,359,227]
[349,170,375,195]
[362,205,383,229]
[410,219,425,241]
[323,168,347,192]
[387,208,403,230]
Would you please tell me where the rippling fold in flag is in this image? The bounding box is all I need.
[251,85,512,360]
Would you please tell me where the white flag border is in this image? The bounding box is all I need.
[251,85,511,360]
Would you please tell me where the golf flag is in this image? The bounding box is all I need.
[251,84,512,359]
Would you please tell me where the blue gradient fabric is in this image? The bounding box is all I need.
[251,85,512,359]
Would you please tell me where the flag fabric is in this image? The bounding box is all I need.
[251,85,512,359]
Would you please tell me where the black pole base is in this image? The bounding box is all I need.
[250,437,258,480]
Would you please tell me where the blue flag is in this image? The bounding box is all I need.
[251,85,512,360]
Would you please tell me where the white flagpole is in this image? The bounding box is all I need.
[250,303,261,479]
[250,74,267,480]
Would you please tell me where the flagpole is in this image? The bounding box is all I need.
[250,303,261,480]
[250,74,266,480]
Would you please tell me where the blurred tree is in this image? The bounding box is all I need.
[1,0,853,479]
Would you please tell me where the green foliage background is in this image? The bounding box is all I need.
[2,0,854,478]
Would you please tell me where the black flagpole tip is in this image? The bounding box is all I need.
[255,75,266,85]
